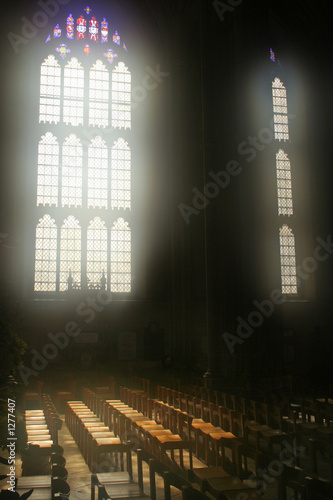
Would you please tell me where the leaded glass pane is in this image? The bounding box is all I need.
[272,78,289,141]
[63,57,84,126]
[61,134,82,208]
[111,138,131,210]
[59,216,81,291]
[34,214,57,291]
[110,218,131,292]
[279,225,298,294]
[276,149,294,216]
[87,217,107,288]
[89,59,109,127]
[112,62,131,129]
[39,55,61,124]
[88,136,108,208]
[37,132,59,207]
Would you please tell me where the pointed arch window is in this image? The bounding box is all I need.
[63,57,84,126]
[61,134,83,208]
[272,77,289,141]
[110,218,131,292]
[39,55,61,124]
[111,138,131,210]
[279,225,298,294]
[59,216,81,291]
[276,149,293,216]
[34,215,58,292]
[111,62,131,129]
[88,136,108,209]
[89,59,109,127]
[37,132,59,207]
[87,217,108,288]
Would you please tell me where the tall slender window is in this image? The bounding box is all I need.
[63,57,84,126]
[110,218,131,292]
[89,59,109,127]
[39,55,61,124]
[112,62,131,129]
[111,138,131,210]
[37,133,59,207]
[276,149,293,216]
[33,8,134,295]
[87,217,108,287]
[34,215,58,292]
[88,136,108,209]
[272,77,289,141]
[59,216,81,291]
[279,225,297,294]
[61,134,83,208]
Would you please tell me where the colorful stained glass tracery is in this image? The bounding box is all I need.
[101,18,108,43]
[113,30,120,45]
[67,14,74,39]
[77,15,86,39]
[54,24,61,38]
[89,17,98,41]
[103,48,118,64]
[56,43,71,59]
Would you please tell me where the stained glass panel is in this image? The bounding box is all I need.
[39,55,61,124]
[111,138,131,210]
[61,134,83,208]
[34,214,57,292]
[110,218,131,292]
[279,225,298,294]
[88,136,108,209]
[112,62,131,129]
[37,132,59,207]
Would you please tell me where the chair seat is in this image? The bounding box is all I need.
[94,437,122,446]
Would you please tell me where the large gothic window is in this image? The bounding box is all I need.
[33,7,133,295]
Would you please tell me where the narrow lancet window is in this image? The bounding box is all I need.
[276,149,294,216]
[34,214,58,292]
[37,133,59,207]
[279,225,298,294]
[39,55,61,124]
[272,77,289,141]
[111,62,131,129]
[110,218,131,292]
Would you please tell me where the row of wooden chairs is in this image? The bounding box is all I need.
[65,397,132,473]
[22,394,64,477]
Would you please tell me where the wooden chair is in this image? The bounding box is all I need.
[55,380,77,413]
[162,470,196,500]
[277,463,309,500]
